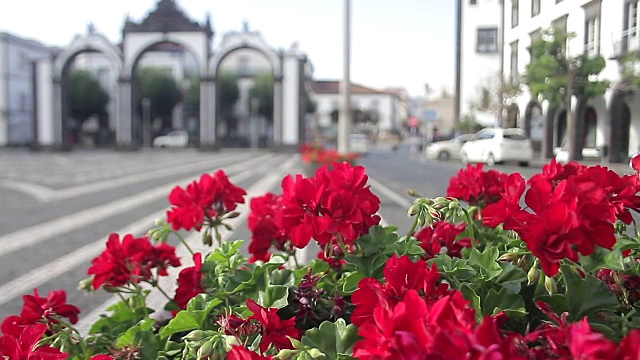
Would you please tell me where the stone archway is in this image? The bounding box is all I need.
[119,0,212,148]
[206,29,284,149]
[609,92,633,163]
[52,33,123,148]
[206,29,308,150]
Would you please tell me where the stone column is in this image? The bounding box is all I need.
[117,77,133,147]
[199,76,218,150]
[273,76,283,146]
[52,76,64,148]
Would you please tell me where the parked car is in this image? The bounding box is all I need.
[460,128,533,167]
[349,133,370,154]
[153,130,189,148]
[425,134,473,160]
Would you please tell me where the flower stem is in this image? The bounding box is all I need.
[290,250,301,269]
[406,212,421,239]
[173,230,195,256]
[461,207,477,248]
[150,279,174,303]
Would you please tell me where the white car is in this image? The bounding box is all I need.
[153,130,189,148]
[349,134,370,154]
[460,128,533,167]
[554,142,602,164]
[425,134,473,160]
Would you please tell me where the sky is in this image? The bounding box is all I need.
[0,0,455,97]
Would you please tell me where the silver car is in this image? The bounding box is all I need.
[460,128,533,167]
[424,134,473,160]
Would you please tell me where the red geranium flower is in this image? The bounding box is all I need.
[88,233,180,289]
[446,164,508,206]
[415,221,471,259]
[167,170,246,231]
[0,323,68,360]
[227,345,274,360]
[174,253,204,310]
[246,299,301,353]
[248,193,288,261]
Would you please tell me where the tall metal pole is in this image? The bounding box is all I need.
[338,0,352,154]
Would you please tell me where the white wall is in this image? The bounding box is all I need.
[312,91,399,132]
[460,0,502,117]
[0,33,51,146]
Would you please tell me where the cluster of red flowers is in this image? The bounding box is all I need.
[167,170,246,231]
[300,144,359,166]
[351,256,640,359]
[173,253,204,310]
[0,323,69,360]
[247,193,288,262]
[448,160,640,276]
[446,163,508,206]
[218,299,300,357]
[1,289,80,338]
[87,233,181,289]
[278,162,381,249]
[414,220,471,259]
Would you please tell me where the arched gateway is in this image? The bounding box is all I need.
[36,0,309,150]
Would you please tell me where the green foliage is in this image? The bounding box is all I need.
[218,71,240,117]
[138,67,183,122]
[69,70,110,123]
[249,72,274,119]
[523,28,609,107]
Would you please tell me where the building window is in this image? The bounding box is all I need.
[20,93,27,111]
[476,27,499,53]
[511,0,519,28]
[237,56,249,76]
[532,0,541,16]
[624,0,639,52]
[585,16,601,56]
[470,0,477,4]
[510,41,519,81]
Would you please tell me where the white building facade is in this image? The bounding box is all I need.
[0,33,52,146]
[502,0,637,162]
[455,0,503,126]
[310,81,401,140]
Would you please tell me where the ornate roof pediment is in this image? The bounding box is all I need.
[123,0,212,35]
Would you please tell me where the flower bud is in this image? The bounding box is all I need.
[226,211,240,219]
[154,218,165,226]
[498,252,519,262]
[407,189,420,197]
[78,277,95,292]
[183,330,205,341]
[197,339,214,359]
[544,276,557,295]
[407,204,420,216]
[527,266,539,286]
[203,232,213,246]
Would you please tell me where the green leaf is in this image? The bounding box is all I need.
[467,247,502,280]
[560,264,620,321]
[481,288,527,318]
[340,272,365,295]
[258,285,289,309]
[159,311,200,339]
[116,317,155,347]
[301,319,360,360]
[495,263,527,293]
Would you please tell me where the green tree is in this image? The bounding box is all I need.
[248,72,274,120]
[218,72,239,118]
[69,70,110,124]
[137,67,182,128]
[523,29,609,161]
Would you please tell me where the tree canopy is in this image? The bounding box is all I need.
[218,72,240,118]
[69,70,110,123]
[523,29,609,107]
[137,67,182,124]
[248,72,274,120]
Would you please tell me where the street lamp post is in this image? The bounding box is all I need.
[338,0,352,154]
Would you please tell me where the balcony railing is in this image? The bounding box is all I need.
[613,28,640,58]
